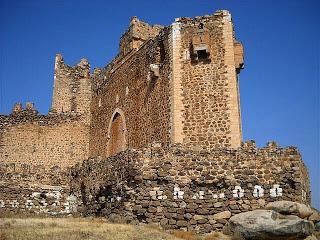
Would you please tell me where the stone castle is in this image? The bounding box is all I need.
[0,10,311,232]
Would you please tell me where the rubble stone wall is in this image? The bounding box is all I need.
[70,142,310,233]
[0,162,77,216]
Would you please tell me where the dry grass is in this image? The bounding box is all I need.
[170,230,231,240]
[0,217,232,240]
[171,230,198,240]
[0,217,180,240]
[203,232,232,240]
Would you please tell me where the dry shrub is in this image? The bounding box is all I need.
[231,229,245,240]
[37,222,46,227]
[204,231,232,240]
[0,232,8,240]
[92,218,107,224]
[10,219,16,225]
[171,230,198,240]
[146,223,162,231]
[49,222,58,227]
[3,222,11,228]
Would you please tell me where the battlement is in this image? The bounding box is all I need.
[0,112,82,128]
[54,54,90,72]
[172,10,244,70]
[11,102,38,116]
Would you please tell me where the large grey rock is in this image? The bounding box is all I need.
[266,201,313,219]
[228,209,314,240]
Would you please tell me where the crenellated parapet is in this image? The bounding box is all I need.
[9,102,38,117]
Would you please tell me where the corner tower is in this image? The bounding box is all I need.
[170,10,244,149]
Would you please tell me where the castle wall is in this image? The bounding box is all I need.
[0,114,90,170]
[89,28,172,157]
[0,162,76,215]
[0,113,87,215]
[70,142,310,233]
[174,11,242,149]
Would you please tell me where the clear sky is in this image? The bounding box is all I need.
[0,0,319,210]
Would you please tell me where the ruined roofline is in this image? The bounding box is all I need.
[91,10,237,86]
[54,53,91,72]
[0,110,82,131]
[116,10,233,55]
[57,9,235,82]
[119,16,164,41]
[117,9,232,42]
[174,9,231,23]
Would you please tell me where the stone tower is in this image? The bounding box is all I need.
[51,54,92,123]
[89,10,244,158]
[170,10,244,149]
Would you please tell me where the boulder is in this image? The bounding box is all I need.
[266,201,313,218]
[227,209,314,240]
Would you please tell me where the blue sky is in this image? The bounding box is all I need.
[0,0,319,210]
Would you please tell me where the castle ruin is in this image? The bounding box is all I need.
[0,10,310,233]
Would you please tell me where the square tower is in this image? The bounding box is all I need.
[170,10,244,148]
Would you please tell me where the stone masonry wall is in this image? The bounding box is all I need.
[89,25,172,157]
[51,54,92,124]
[173,11,242,149]
[0,46,92,217]
[70,142,310,233]
[0,110,90,170]
[0,163,77,216]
